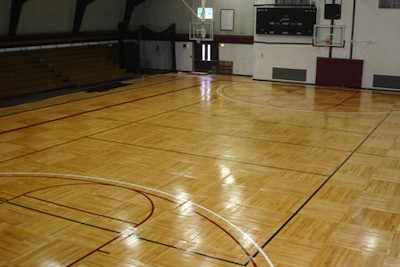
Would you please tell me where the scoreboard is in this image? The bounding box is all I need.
[256,6,317,36]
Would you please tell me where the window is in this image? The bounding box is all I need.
[197,7,213,19]
[379,0,400,8]
[201,44,211,62]
[275,0,312,5]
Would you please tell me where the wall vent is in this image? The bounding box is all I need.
[275,0,312,5]
[379,0,400,8]
[272,67,307,82]
[373,75,400,89]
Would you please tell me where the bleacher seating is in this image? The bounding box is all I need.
[0,43,132,99]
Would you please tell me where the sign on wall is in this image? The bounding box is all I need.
[220,9,234,31]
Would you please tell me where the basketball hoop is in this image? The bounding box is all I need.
[324,39,332,45]
[196,34,203,43]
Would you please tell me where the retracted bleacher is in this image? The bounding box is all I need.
[0,33,133,99]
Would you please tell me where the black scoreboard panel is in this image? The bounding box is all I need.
[256,7,317,36]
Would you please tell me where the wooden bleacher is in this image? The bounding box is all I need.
[0,50,70,98]
[36,45,132,87]
[0,33,133,99]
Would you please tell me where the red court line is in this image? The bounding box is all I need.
[196,211,258,267]
[141,190,258,266]
[0,82,209,135]
[24,182,154,227]
[0,174,259,266]
[2,181,154,227]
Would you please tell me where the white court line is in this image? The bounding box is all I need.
[216,82,398,114]
[0,171,274,267]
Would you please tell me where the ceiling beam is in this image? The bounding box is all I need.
[8,0,29,36]
[73,0,97,33]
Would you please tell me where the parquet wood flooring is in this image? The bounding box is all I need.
[1,73,400,266]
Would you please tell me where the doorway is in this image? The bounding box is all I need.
[194,42,218,73]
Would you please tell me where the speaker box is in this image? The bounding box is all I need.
[324,4,341,20]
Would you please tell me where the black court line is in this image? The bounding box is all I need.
[0,119,135,165]
[174,109,371,135]
[0,175,252,266]
[0,136,90,164]
[251,111,392,262]
[89,136,330,177]
[0,84,200,135]
[137,236,247,266]
[0,85,217,165]
[136,120,355,153]
[265,89,362,111]
[24,181,154,227]
[2,200,247,266]
[220,82,400,113]
[0,76,188,118]
[67,235,120,267]
[4,201,119,234]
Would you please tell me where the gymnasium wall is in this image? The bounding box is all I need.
[130,0,253,36]
[0,0,399,89]
[253,0,400,90]
[130,0,254,75]
[219,44,253,76]
[352,2,400,90]
[254,0,330,83]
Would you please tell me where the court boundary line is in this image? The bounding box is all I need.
[0,83,206,135]
[160,109,371,135]
[254,111,392,255]
[217,82,400,114]
[135,120,359,153]
[2,180,246,266]
[0,171,275,267]
[88,136,328,177]
[22,182,155,227]
[3,195,246,266]
[0,75,188,118]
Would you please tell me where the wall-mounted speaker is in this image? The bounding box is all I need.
[324,4,341,20]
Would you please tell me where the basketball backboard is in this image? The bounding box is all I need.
[313,25,345,47]
[189,21,214,42]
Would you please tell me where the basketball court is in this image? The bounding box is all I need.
[1,73,400,266]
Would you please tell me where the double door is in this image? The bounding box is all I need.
[194,42,219,73]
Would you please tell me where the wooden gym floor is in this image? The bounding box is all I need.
[1,73,400,266]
